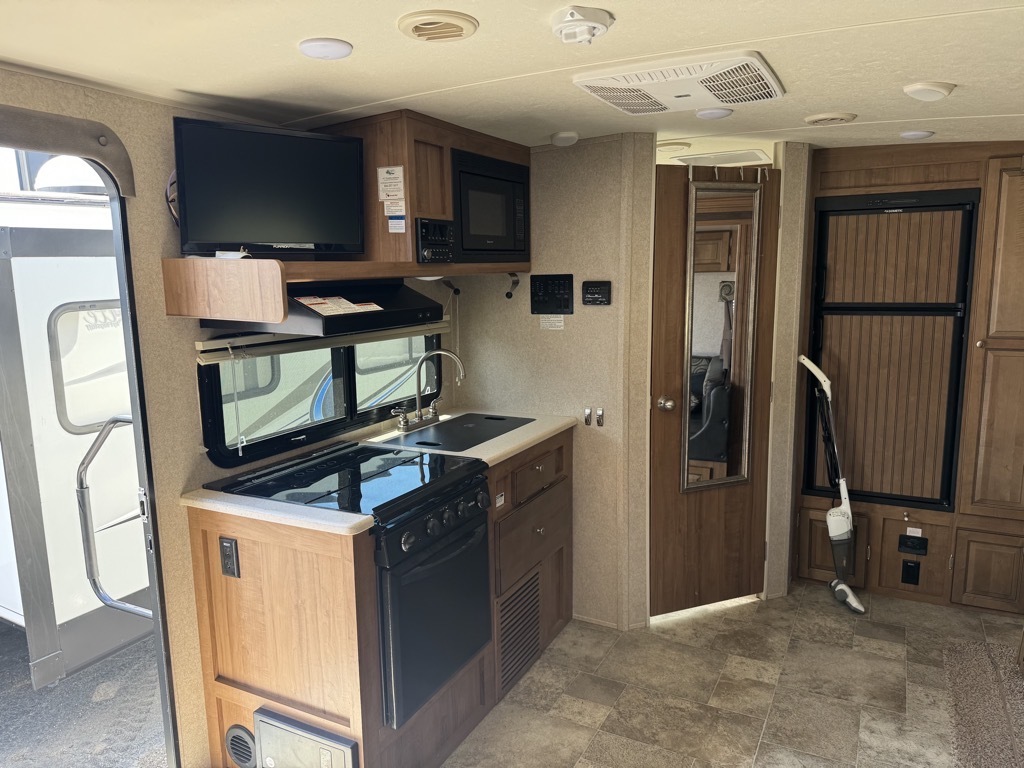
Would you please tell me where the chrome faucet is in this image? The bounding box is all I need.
[396,348,466,432]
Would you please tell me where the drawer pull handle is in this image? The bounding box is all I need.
[535,527,545,536]
[535,464,544,472]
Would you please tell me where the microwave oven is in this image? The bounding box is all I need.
[419,149,528,264]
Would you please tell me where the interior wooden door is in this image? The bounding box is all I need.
[649,166,780,616]
[958,158,1024,520]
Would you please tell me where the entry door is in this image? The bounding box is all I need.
[650,165,780,616]
[0,150,154,687]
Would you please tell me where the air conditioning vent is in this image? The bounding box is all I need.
[225,725,256,768]
[574,51,784,115]
[699,61,780,104]
[398,11,479,42]
[497,570,541,695]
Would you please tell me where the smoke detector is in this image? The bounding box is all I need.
[573,51,784,115]
[398,11,479,42]
[551,6,615,45]
[804,112,857,126]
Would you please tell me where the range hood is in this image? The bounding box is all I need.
[200,280,444,338]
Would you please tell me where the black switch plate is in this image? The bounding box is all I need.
[901,559,921,585]
[531,274,574,314]
[582,280,612,306]
[219,536,240,578]
[898,534,928,556]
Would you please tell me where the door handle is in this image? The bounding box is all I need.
[76,415,153,621]
[657,396,677,412]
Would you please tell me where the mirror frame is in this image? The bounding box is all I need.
[681,180,762,491]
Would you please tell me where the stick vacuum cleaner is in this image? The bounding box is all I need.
[798,355,866,615]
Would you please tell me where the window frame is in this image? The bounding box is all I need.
[198,333,441,468]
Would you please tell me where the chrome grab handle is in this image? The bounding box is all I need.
[76,414,153,621]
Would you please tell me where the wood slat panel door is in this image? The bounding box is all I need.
[959,159,1024,520]
[650,166,780,616]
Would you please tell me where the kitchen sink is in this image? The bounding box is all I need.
[379,413,534,453]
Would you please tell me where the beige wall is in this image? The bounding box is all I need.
[450,134,655,629]
[0,67,226,767]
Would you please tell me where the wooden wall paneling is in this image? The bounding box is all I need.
[959,159,1024,520]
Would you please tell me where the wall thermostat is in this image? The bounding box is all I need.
[582,280,612,305]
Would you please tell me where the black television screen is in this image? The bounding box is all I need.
[173,118,363,255]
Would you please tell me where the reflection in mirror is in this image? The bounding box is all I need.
[683,183,760,489]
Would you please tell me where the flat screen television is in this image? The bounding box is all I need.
[173,118,363,255]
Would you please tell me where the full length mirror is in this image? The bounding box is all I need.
[682,181,761,488]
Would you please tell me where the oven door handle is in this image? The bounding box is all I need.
[398,524,486,585]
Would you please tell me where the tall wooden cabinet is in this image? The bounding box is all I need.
[951,157,1024,612]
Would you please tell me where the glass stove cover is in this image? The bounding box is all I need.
[210,443,480,516]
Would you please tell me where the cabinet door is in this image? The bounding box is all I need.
[959,159,1024,520]
[797,507,868,588]
[951,529,1024,613]
[876,517,952,598]
[693,230,731,272]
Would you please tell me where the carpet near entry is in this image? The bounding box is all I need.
[945,639,1024,767]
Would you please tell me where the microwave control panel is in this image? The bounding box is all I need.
[531,274,574,314]
[416,218,455,264]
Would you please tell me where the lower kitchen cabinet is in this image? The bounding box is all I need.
[488,429,574,698]
[951,529,1024,613]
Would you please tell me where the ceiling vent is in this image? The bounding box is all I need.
[398,11,479,42]
[804,112,857,126]
[573,51,784,116]
[672,149,772,166]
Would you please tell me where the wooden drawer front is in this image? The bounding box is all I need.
[952,530,1024,613]
[512,450,561,506]
[498,479,571,594]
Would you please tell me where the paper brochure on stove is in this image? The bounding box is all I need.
[296,296,384,316]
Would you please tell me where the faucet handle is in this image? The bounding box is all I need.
[390,406,409,427]
[428,397,442,416]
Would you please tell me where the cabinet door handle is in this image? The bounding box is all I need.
[535,527,545,536]
[535,464,544,473]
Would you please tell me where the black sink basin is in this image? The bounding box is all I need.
[380,413,534,453]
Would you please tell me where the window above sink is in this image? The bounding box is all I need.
[198,332,441,467]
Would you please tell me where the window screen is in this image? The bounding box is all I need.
[48,301,131,434]
[355,336,436,412]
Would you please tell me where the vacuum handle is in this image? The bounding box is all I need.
[798,355,832,401]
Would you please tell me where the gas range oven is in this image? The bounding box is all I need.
[205,441,493,729]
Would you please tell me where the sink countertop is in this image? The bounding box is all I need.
[180,410,576,537]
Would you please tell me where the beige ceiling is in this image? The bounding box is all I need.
[2,1,1023,155]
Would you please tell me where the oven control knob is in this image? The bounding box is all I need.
[456,501,468,518]
[442,509,457,527]
[476,490,492,511]
[425,517,442,537]
[400,532,417,552]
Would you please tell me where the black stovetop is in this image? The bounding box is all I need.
[205,441,485,525]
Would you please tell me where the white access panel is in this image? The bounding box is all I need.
[10,256,147,626]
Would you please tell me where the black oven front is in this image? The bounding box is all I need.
[376,476,492,729]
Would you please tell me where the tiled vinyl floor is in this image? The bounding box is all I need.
[443,583,1024,768]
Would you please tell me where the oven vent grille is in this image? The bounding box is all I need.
[497,570,541,695]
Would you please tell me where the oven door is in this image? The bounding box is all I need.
[379,519,490,729]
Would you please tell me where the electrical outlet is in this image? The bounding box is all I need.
[219,536,240,578]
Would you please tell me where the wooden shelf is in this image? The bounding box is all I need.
[162,257,530,321]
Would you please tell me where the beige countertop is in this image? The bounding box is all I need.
[181,410,575,536]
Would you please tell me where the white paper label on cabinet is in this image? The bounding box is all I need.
[495,492,505,508]
[377,166,405,200]
[540,315,565,330]
[383,200,406,216]
[907,527,922,537]
[387,216,407,234]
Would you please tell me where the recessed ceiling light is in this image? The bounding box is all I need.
[298,38,354,60]
[804,112,857,126]
[695,108,733,120]
[900,130,935,140]
[550,131,579,147]
[656,140,692,153]
[903,82,956,102]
